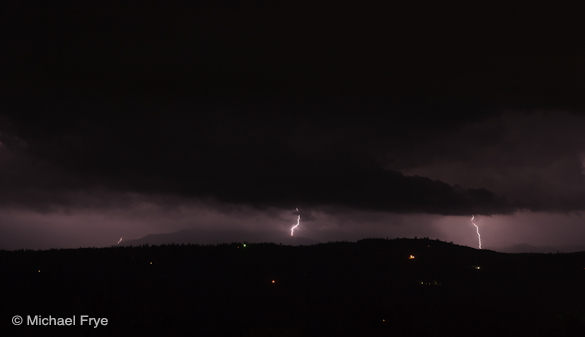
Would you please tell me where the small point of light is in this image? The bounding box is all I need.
[149,261,153,265]
[474,265,481,270]
[408,254,416,260]
[271,279,276,284]
[243,243,247,248]
[382,318,387,323]
[37,269,41,273]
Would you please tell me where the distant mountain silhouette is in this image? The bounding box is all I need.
[126,232,585,253]
[125,229,318,246]
[499,243,559,253]
[499,243,585,253]
[281,234,317,246]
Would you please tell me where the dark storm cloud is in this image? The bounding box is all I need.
[0,2,583,216]
[6,110,585,215]
[402,112,585,212]
[0,122,511,215]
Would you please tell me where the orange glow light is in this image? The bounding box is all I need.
[408,254,415,260]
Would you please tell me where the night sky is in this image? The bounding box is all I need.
[1,2,584,250]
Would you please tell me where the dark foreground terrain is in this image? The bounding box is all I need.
[1,239,585,336]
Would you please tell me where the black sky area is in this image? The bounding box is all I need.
[1,2,585,249]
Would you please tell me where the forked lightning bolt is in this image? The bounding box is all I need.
[470,215,482,249]
[290,208,301,237]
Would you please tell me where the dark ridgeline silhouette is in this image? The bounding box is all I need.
[2,238,585,336]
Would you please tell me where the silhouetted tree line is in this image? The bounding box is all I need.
[1,238,584,336]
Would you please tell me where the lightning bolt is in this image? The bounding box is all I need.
[290,208,301,237]
[470,215,482,249]
[117,236,123,245]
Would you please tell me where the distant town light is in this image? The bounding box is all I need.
[149,261,153,265]
[474,265,481,270]
[243,243,247,248]
[408,254,416,260]
[271,279,276,284]
[37,269,41,273]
